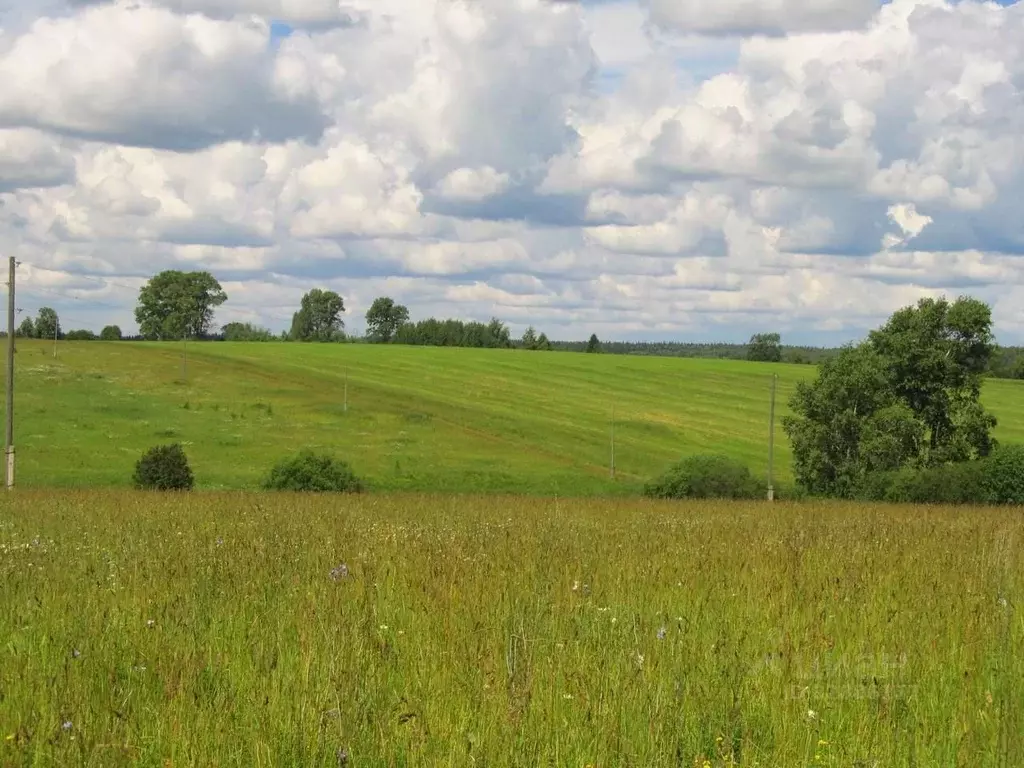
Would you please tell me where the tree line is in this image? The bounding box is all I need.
[13,269,1024,379]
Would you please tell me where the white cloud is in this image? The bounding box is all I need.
[435,166,511,201]
[643,0,878,35]
[2,0,1024,343]
[0,4,327,150]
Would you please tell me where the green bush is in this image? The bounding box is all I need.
[982,444,1024,504]
[133,443,194,491]
[643,454,761,500]
[857,461,988,505]
[262,450,364,493]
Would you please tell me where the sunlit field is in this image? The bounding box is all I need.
[6,340,1024,495]
[2,491,1021,766]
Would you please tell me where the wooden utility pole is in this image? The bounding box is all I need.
[344,368,348,413]
[767,373,777,501]
[610,403,616,479]
[5,257,15,489]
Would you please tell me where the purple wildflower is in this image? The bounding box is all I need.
[657,626,667,641]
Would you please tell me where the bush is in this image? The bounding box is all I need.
[857,461,988,505]
[64,329,97,341]
[643,454,761,500]
[982,444,1024,504]
[100,325,123,341]
[262,450,364,493]
[133,443,194,491]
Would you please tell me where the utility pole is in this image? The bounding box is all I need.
[767,373,777,502]
[53,322,58,358]
[5,257,15,490]
[181,333,188,382]
[610,402,616,479]
[344,368,348,413]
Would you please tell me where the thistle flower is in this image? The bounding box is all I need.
[656,626,667,641]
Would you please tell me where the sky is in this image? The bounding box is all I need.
[1,0,1023,344]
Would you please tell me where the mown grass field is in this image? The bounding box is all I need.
[1,491,1020,766]
[6,340,1024,495]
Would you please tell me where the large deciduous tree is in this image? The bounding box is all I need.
[291,289,346,342]
[35,307,61,340]
[783,296,997,497]
[135,271,227,340]
[747,332,782,362]
[364,297,409,343]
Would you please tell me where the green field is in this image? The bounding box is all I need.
[6,340,1024,494]
[1,491,1020,766]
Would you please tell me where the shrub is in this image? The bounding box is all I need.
[133,443,194,491]
[262,450,364,493]
[857,461,987,505]
[982,444,1024,504]
[64,329,97,341]
[100,325,123,341]
[643,454,761,500]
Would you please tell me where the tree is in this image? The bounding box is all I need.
[135,271,227,340]
[783,296,998,497]
[747,332,782,362]
[16,317,34,338]
[867,296,996,463]
[521,326,538,350]
[65,329,97,340]
[100,325,122,341]
[364,297,409,343]
[585,333,601,353]
[536,332,552,351]
[290,289,346,342]
[35,307,61,341]
[221,322,274,342]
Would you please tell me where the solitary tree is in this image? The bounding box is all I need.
[521,326,538,350]
[291,289,345,342]
[16,317,35,338]
[783,296,998,497]
[35,307,61,341]
[100,325,122,341]
[585,333,601,353]
[135,271,227,340]
[747,332,782,362]
[536,332,552,351]
[364,296,410,343]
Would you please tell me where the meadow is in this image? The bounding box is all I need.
[6,340,1024,495]
[1,491,1021,766]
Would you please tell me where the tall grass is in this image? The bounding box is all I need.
[1,491,1020,766]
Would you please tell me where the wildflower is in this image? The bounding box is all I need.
[336,747,349,766]
[215,537,224,547]
[807,709,817,720]
[71,648,80,659]
[656,626,667,641]
[572,580,579,591]
[330,563,349,581]
[61,721,72,731]
[146,619,155,628]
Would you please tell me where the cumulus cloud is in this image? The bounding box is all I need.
[643,0,879,36]
[2,0,1024,343]
[0,4,327,150]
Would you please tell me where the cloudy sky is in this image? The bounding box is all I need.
[1,0,1023,344]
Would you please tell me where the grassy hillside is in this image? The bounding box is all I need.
[5,339,1024,494]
